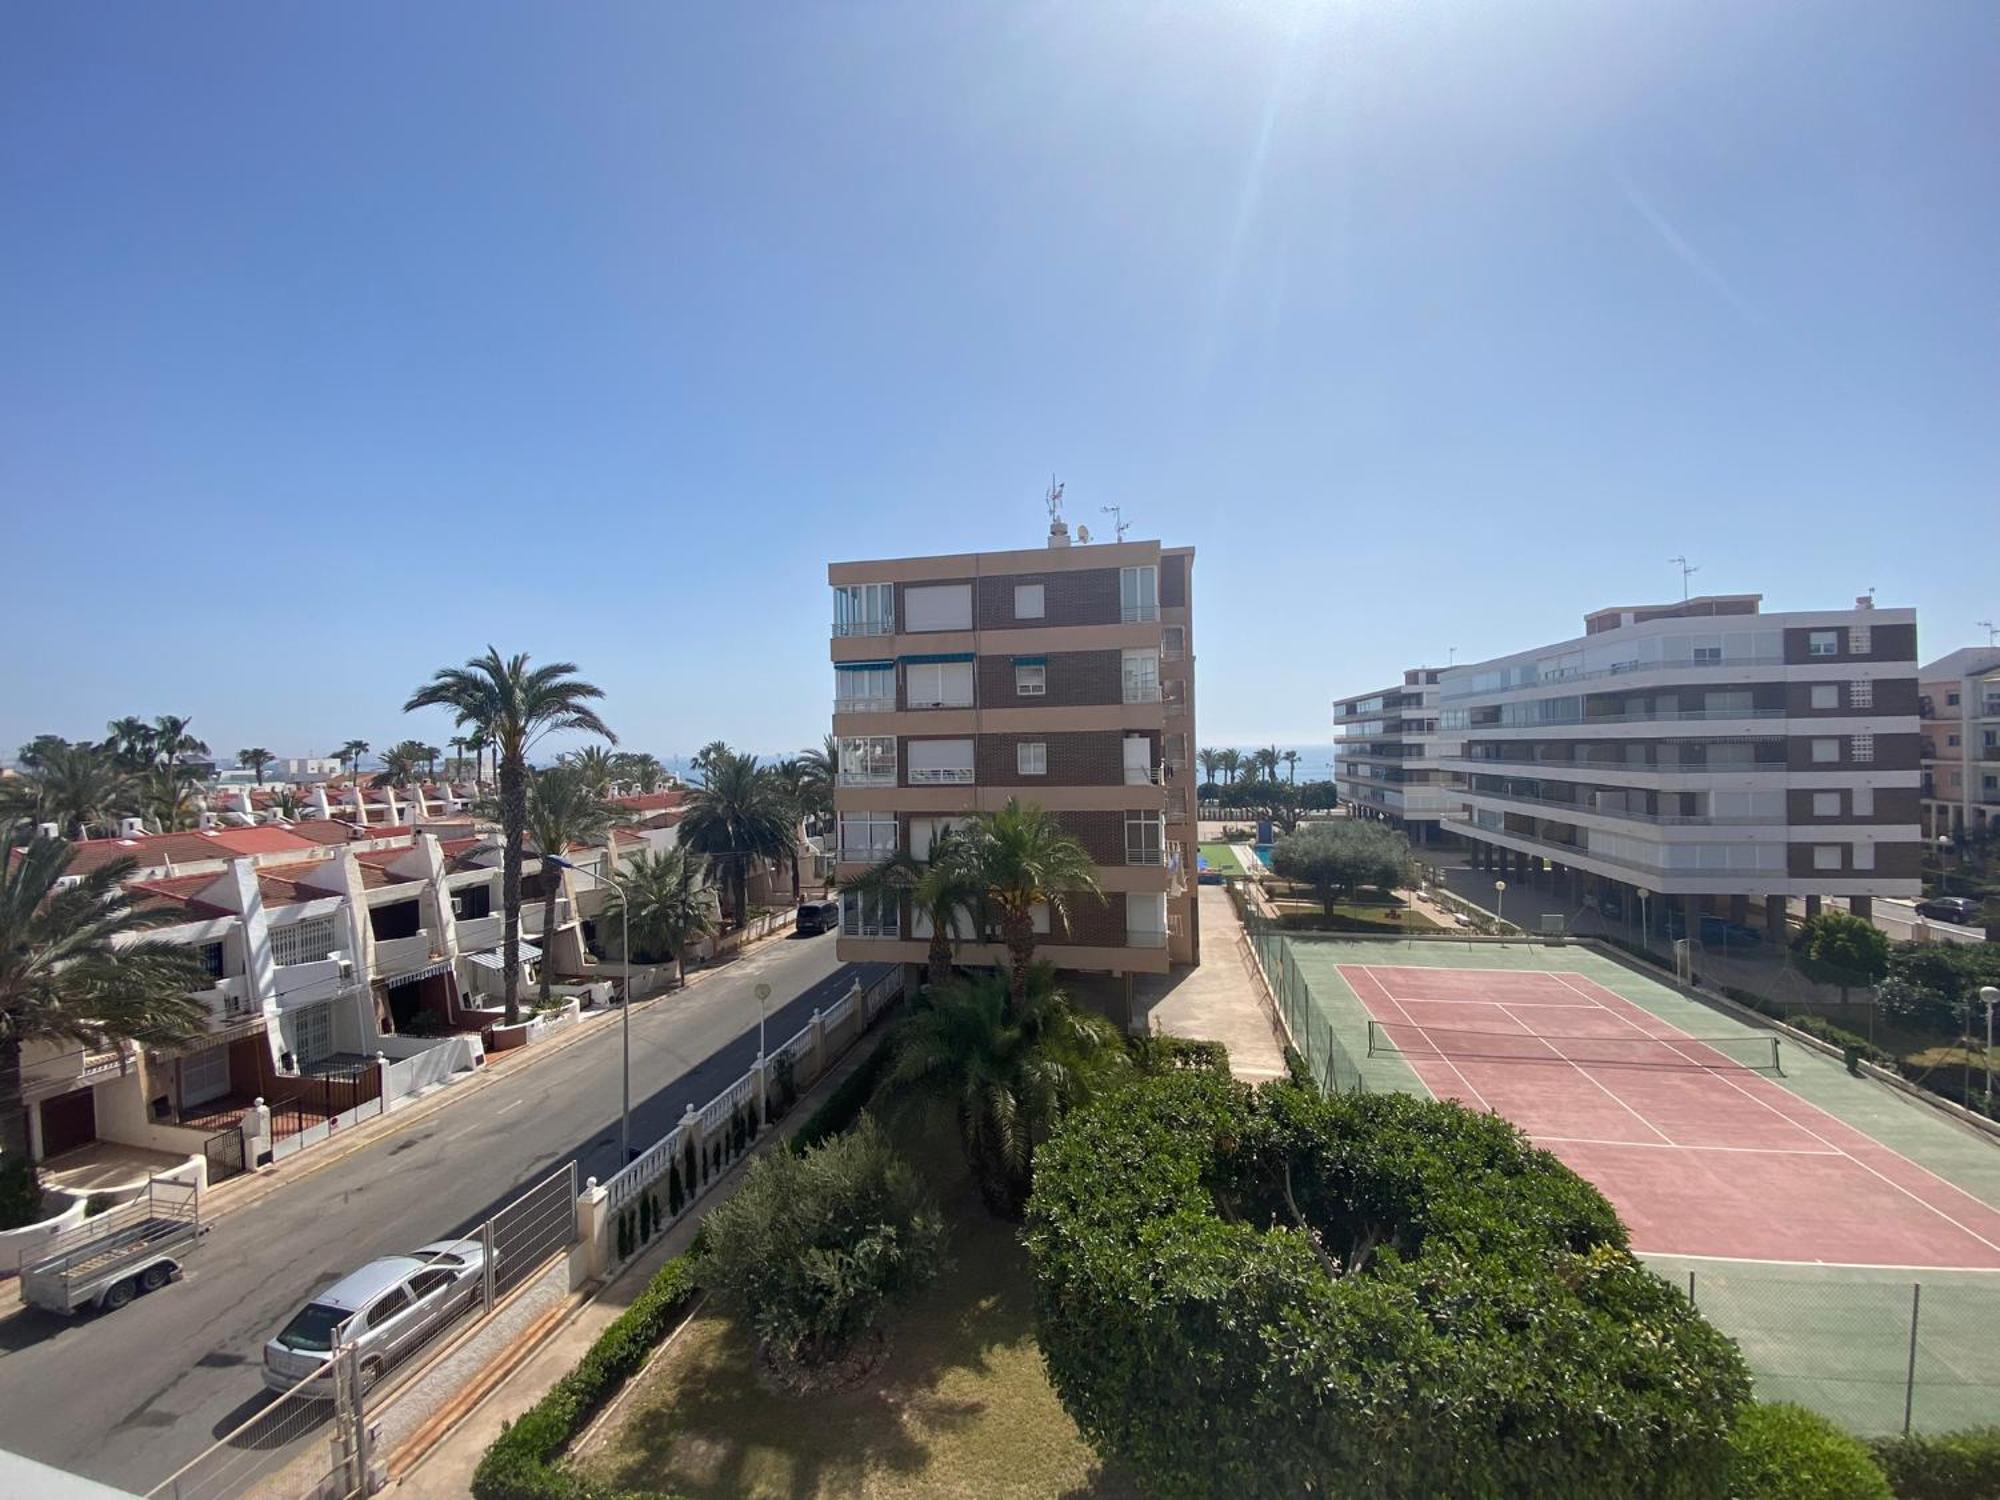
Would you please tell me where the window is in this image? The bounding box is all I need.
[452,885,492,921]
[1125,811,1165,865]
[832,583,893,637]
[195,941,225,979]
[365,1287,413,1329]
[1947,691,1960,706]
[1122,648,1161,703]
[1851,733,1874,763]
[1015,662,1047,696]
[1018,742,1047,776]
[272,916,337,967]
[837,736,896,786]
[1120,566,1159,623]
[834,662,894,712]
[1692,645,1723,664]
[1812,791,1841,817]
[1813,845,1843,872]
[908,816,972,861]
[1013,583,1045,619]
[836,813,896,863]
[1948,734,1961,747]
[905,658,974,708]
[1849,625,1872,655]
[908,738,975,784]
[1162,625,1185,661]
[1807,630,1839,657]
[1849,678,1873,709]
[284,1001,335,1066]
[1810,684,1840,710]
[902,583,973,632]
[1811,738,1840,764]
[409,1269,456,1299]
[1852,785,1873,816]
[840,888,898,939]
[1852,842,1875,871]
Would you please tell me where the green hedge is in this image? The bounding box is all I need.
[787,1010,901,1155]
[471,1254,700,1500]
[1024,1070,1749,1499]
[1281,1044,1316,1091]
[1871,1426,2000,1500]
[1129,1034,1231,1075]
[1724,1403,1891,1500]
[1784,1014,1894,1068]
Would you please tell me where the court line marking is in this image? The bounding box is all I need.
[1349,965,1494,1115]
[1538,1136,1841,1156]
[1492,1002,1676,1146]
[1638,1250,2000,1272]
[1550,971,2000,1263]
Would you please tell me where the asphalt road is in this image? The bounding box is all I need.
[0,932,881,1494]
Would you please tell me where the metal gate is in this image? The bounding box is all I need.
[270,1061,378,1153]
[202,1127,246,1184]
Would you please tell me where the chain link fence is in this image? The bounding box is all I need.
[1240,902,1365,1093]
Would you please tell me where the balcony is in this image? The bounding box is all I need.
[455,912,505,949]
[908,694,975,711]
[518,898,572,934]
[1126,929,1168,948]
[1121,603,1160,624]
[1123,681,1162,705]
[1440,655,1789,701]
[838,768,897,787]
[834,695,895,715]
[1125,845,1167,867]
[194,975,258,1029]
[909,767,975,785]
[374,930,438,976]
[273,955,349,1009]
[1124,763,1163,785]
[837,840,897,864]
[1163,683,1187,719]
[832,617,894,638]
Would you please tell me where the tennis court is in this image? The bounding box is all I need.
[1255,933,2000,1431]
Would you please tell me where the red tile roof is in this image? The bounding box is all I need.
[257,862,345,906]
[127,873,234,918]
[612,791,685,813]
[57,826,319,876]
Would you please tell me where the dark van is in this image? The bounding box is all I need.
[795,898,840,936]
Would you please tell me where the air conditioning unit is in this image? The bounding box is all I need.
[334,956,354,979]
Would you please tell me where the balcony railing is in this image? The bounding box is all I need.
[195,975,258,1027]
[834,695,895,715]
[909,767,975,785]
[1440,655,1789,701]
[1126,929,1168,948]
[1457,785,1788,827]
[1124,764,1162,785]
[1125,845,1167,866]
[837,768,897,787]
[837,840,897,864]
[908,694,975,710]
[832,617,894,638]
[373,930,436,975]
[1123,681,1162,704]
[1122,603,1160,623]
[455,913,505,949]
[1468,707,1789,730]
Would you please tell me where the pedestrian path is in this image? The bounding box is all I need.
[1136,884,1287,1082]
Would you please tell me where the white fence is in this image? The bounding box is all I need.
[382,1036,481,1105]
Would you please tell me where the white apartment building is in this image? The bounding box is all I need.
[1919,647,2000,841]
[1332,667,1461,844]
[1434,594,1922,939]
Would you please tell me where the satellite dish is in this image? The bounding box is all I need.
[1076,525,1092,542]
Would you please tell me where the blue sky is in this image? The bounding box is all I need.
[2,3,1993,768]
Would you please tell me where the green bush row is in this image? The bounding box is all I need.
[471,1254,700,1500]
[1129,1033,1231,1075]
[1872,1425,2000,1499]
[1281,1043,1316,1091]
[787,1009,901,1155]
[1726,1403,1890,1499]
[1784,1013,1894,1068]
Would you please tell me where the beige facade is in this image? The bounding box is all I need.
[828,533,1198,982]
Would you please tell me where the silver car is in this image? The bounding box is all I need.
[262,1238,486,1396]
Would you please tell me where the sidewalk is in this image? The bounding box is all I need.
[1136,884,1287,1082]
[388,1015,888,1498]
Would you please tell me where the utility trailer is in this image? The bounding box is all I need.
[19,1179,204,1315]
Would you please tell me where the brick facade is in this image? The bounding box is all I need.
[973,567,1122,631]
[975,648,1122,708]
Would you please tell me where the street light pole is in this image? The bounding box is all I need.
[546,854,633,1163]
[1494,879,1506,930]
[1981,987,1998,1118]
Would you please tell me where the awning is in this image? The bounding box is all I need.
[1011,654,1048,665]
[898,653,975,664]
[834,660,894,671]
[383,957,454,984]
[467,942,542,972]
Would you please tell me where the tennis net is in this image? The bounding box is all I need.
[1366,1019,1782,1074]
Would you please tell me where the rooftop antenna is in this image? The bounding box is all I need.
[1044,476,1070,548]
[1981,619,1998,647]
[1668,555,1699,601]
[1447,646,1458,667]
[1100,504,1130,542]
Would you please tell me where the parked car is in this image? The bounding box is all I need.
[1914,895,1983,925]
[795,898,840,936]
[263,1238,486,1396]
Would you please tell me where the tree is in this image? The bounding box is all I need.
[797,734,837,825]
[405,649,614,1025]
[2,839,212,1161]
[521,766,625,1003]
[141,767,199,833]
[691,740,732,784]
[603,846,717,988]
[1792,911,1891,1007]
[447,736,472,780]
[1198,747,1222,787]
[1217,748,1242,785]
[1255,745,1282,782]
[337,739,371,783]
[236,747,272,785]
[1270,821,1411,918]
[887,968,1125,1215]
[103,718,155,771]
[12,743,136,839]
[1282,749,1300,782]
[150,716,207,776]
[680,751,796,928]
[371,740,428,789]
[767,758,813,901]
[563,744,618,795]
[611,751,667,794]
[1877,942,2000,1037]
[959,800,1103,1009]
[840,834,983,989]
[701,1119,943,1374]
[465,731,491,786]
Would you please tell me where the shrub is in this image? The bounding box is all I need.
[1724,1403,1890,1500]
[703,1118,943,1370]
[790,1019,900,1154]
[1129,1034,1231,1075]
[0,1156,44,1231]
[1024,1069,1750,1500]
[667,1160,684,1217]
[1871,1425,2000,1500]
[771,1051,798,1116]
[1268,821,1411,918]
[1785,1014,1893,1068]
[472,1253,700,1500]
[1793,911,1891,1000]
[1282,1044,1317,1091]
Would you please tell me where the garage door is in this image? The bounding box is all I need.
[39,1087,97,1158]
[179,1045,232,1108]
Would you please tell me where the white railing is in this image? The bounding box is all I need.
[822,992,855,1032]
[909,767,974,785]
[908,695,975,710]
[1124,765,1161,785]
[1126,846,1167,866]
[455,913,505,949]
[835,696,895,715]
[1121,603,1159,623]
[194,975,257,1027]
[832,617,894,637]
[372,931,435,974]
[837,769,897,787]
[1123,681,1162,704]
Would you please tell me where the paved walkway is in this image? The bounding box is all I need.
[1136,885,1287,1082]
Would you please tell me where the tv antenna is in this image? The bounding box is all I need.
[1447,646,1458,667]
[1100,505,1130,542]
[1044,476,1065,522]
[1981,619,1998,647]
[1668,555,1699,601]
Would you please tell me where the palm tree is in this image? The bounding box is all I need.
[691,740,732,785]
[1255,745,1281,783]
[337,739,371,783]
[18,743,137,839]
[151,716,207,776]
[1282,749,1300,783]
[768,758,814,901]
[1,839,211,1160]
[448,736,471,780]
[884,967,1125,1215]
[142,768,199,832]
[798,735,837,825]
[421,745,442,782]
[1197,747,1222,787]
[521,766,625,1003]
[603,846,718,989]
[959,800,1103,1009]
[680,751,797,929]
[104,718,155,771]
[237,747,272,785]
[1217,748,1242,786]
[840,834,983,989]
[613,751,667,794]
[564,744,618,795]
[404,649,613,1025]
[371,741,426,789]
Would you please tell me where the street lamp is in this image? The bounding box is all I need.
[1494,879,1507,929]
[1938,834,1954,895]
[544,855,633,1164]
[1981,986,1999,1118]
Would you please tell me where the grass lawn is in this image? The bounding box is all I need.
[1199,841,1247,876]
[577,1135,1140,1500]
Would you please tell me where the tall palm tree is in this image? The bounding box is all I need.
[767,757,813,901]
[151,716,207,776]
[681,751,797,929]
[421,745,442,782]
[236,747,272,785]
[337,739,371,783]
[371,741,426,789]
[142,768,199,833]
[521,766,625,1003]
[564,744,618,795]
[1197,747,1222,787]
[1282,749,1300,783]
[104,718,155,771]
[798,735,837,824]
[884,967,1125,1216]
[466,731,491,786]
[405,649,613,1025]
[19,744,137,839]
[603,846,718,989]
[959,800,1103,1008]
[613,751,667,794]
[840,834,983,989]
[1217,748,1242,786]
[1,839,211,1160]
[691,740,732,785]
[1255,745,1281,783]
[448,737,471,780]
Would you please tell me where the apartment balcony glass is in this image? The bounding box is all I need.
[1163,682,1187,718]
[908,738,974,785]
[1125,811,1167,866]
[832,582,895,637]
[905,658,975,709]
[834,662,895,714]
[837,735,897,787]
[909,766,974,784]
[1120,565,1159,623]
[837,813,897,863]
[1122,648,1162,703]
[839,889,899,939]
